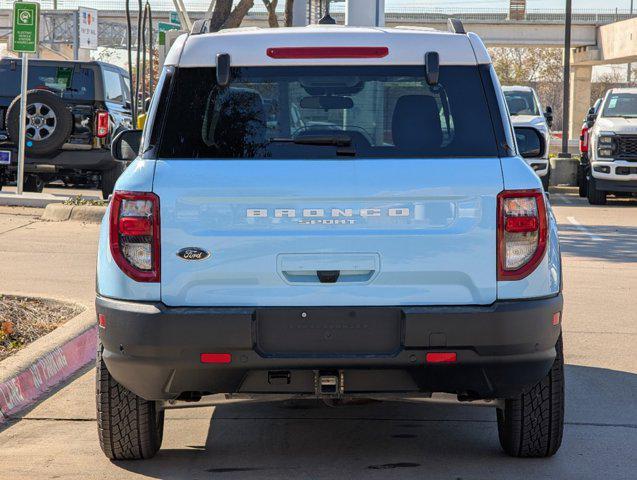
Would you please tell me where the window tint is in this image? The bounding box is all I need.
[158,66,498,159]
[0,63,94,100]
[503,90,540,116]
[103,69,124,103]
[602,93,637,118]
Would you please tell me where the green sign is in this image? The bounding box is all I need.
[158,21,180,46]
[12,2,39,54]
[169,11,181,27]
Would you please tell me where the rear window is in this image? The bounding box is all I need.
[157,65,498,159]
[0,63,94,100]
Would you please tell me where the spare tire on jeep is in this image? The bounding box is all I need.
[6,89,73,156]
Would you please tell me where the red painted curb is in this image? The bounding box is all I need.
[0,325,98,422]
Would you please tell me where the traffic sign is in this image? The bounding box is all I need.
[79,7,98,50]
[11,2,39,54]
[158,21,180,46]
[169,11,181,27]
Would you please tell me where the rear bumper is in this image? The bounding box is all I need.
[97,294,563,401]
[0,144,115,172]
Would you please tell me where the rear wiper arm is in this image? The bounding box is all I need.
[270,134,355,156]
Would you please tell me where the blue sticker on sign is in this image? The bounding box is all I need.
[26,141,33,147]
[0,150,11,165]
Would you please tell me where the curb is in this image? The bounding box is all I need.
[0,307,97,423]
[42,204,106,223]
[0,192,68,208]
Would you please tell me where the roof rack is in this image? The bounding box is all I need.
[447,18,466,34]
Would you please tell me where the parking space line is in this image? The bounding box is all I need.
[567,216,603,242]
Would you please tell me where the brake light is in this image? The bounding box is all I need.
[200,353,232,364]
[580,125,589,153]
[96,111,109,138]
[266,46,389,59]
[426,352,457,364]
[497,190,547,281]
[109,191,160,282]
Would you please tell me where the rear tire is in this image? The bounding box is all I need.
[497,335,564,458]
[23,174,44,193]
[577,164,588,197]
[587,175,607,205]
[96,345,164,460]
[101,162,126,199]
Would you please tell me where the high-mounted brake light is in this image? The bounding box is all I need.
[266,46,389,59]
[96,111,109,138]
[426,352,457,364]
[109,191,160,282]
[497,190,548,281]
[200,353,232,364]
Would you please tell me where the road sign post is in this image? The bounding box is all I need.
[11,1,40,195]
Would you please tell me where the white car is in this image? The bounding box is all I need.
[503,86,553,190]
[586,88,637,204]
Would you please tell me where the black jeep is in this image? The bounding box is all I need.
[0,58,132,198]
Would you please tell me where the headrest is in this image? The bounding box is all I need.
[392,95,442,152]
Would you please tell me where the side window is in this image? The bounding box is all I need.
[103,69,124,103]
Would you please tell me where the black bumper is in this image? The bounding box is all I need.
[595,178,637,193]
[97,295,563,401]
[0,144,115,172]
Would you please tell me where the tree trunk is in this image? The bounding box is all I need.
[284,0,294,27]
[210,0,233,32]
[223,0,255,29]
[263,0,279,28]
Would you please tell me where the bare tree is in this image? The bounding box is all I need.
[209,0,255,32]
[263,0,279,28]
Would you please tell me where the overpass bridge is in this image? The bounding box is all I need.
[0,7,630,49]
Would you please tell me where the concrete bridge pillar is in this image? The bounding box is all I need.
[346,0,385,27]
[569,64,593,140]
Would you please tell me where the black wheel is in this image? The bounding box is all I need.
[577,164,588,197]
[96,345,164,460]
[541,172,550,192]
[6,90,73,156]
[23,174,45,193]
[101,162,127,199]
[587,175,607,205]
[497,335,564,458]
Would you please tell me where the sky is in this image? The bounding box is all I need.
[385,0,635,9]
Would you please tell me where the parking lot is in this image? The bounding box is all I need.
[0,187,634,480]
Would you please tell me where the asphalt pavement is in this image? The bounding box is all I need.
[0,187,635,480]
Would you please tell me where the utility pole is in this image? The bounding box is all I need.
[629,0,634,83]
[559,0,573,158]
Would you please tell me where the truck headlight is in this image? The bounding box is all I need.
[597,132,616,158]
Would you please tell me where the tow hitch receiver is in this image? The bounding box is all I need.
[316,370,344,396]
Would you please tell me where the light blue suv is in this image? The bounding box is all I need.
[95,22,564,460]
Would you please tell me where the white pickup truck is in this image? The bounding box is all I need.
[586,88,637,204]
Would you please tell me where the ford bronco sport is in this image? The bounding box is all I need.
[96,23,564,460]
[0,58,131,197]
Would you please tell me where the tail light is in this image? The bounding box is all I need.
[497,190,547,281]
[579,126,589,153]
[109,191,160,282]
[96,111,109,138]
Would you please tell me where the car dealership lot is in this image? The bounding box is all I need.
[0,187,635,479]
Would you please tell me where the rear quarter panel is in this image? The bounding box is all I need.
[497,156,561,299]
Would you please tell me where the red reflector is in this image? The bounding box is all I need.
[552,312,561,326]
[96,111,109,138]
[119,216,152,236]
[200,353,232,364]
[98,313,106,328]
[504,216,539,233]
[426,352,457,364]
[266,46,389,59]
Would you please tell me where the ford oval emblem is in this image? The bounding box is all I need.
[177,247,211,261]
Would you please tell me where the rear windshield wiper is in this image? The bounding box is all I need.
[270,134,355,156]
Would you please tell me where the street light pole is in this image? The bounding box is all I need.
[560,0,573,158]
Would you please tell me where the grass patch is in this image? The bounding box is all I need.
[63,195,108,207]
[0,295,84,361]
